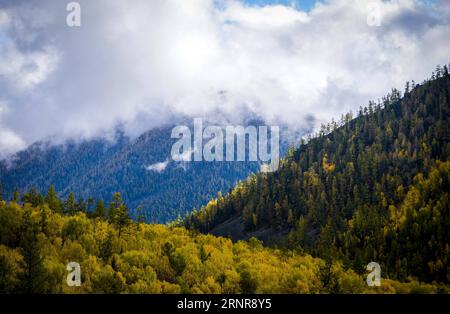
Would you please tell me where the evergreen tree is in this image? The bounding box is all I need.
[64,192,76,215]
[99,232,114,262]
[94,199,107,219]
[18,208,47,293]
[109,192,129,236]
[44,185,62,213]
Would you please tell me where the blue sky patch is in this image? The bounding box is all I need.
[243,0,318,11]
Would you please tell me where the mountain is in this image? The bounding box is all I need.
[185,67,450,284]
[0,118,297,223]
[0,124,260,223]
[0,67,448,294]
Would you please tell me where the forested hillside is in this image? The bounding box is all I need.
[1,66,448,294]
[0,196,445,293]
[0,123,262,223]
[185,66,450,284]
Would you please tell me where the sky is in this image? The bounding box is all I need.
[0,0,450,157]
[244,0,318,11]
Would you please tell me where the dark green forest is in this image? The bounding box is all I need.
[185,66,450,285]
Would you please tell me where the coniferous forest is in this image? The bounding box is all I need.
[0,67,449,293]
[186,67,450,286]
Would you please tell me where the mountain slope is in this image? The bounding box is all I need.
[0,124,262,223]
[0,116,299,223]
[185,68,450,284]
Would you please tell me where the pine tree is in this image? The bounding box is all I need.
[94,200,107,219]
[99,232,114,262]
[64,192,76,215]
[44,185,62,213]
[109,192,129,237]
[18,208,47,293]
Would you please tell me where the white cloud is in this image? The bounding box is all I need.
[145,160,170,173]
[0,10,59,90]
[0,44,59,89]
[0,10,10,27]
[0,99,26,157]
[0,128,26,158]
[0,0,449,155]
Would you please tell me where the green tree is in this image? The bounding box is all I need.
[99,232,114,262]
[64,192,76,215]
[18,208,47,293]
[109,192,129,237]
[22,188,43,207]
[44,185,62,213]
[94,200,107,219]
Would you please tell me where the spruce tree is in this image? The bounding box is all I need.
[64,192,76,215]
[18,208,47,293]
[109,192,129,237]
[44,185,62,213]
